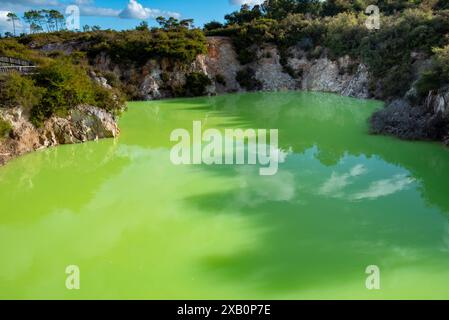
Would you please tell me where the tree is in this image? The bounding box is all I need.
[24,10,45,33]
[135,21,149,31]
[4,32,13,38]
[156,16,181,30]
[48,10,65,31]
[180,19,194,29]
[262,0,321,19]
[30,23,43,34]
[83,25,90,32]
[225,4,263,25]
[91,25,101,31]
[6,12,19,37]
[203,21,224,31]
[321,0,364,16]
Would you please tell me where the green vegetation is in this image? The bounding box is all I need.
[0,72,43,111]
[416,45,449,96]
[183,72,212,97]
[207,1,449,99]
[29,57,124,125]
[18,17,208,67]
[215,74,227,86]
[0,54,124,126]
[0,117,12,139]
[236,67,263,91]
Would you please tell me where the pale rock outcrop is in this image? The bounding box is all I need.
[0,105,119,166]
[204,37,242,93]
[425,86,449,116]
[251,44,298,91]
[291,54,370,99]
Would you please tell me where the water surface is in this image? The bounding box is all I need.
[1,92,449,299]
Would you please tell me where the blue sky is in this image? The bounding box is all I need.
[0,0,261,34]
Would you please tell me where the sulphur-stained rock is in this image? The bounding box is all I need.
[0,105,119,166]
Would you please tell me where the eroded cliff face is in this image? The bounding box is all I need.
[0,105,119,166]
[89,36,371,100]
[204,37,371,99]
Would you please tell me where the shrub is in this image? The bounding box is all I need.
[416,69,445,97]
[32,58,95,118]
[204,21,224,32]
[0,73,43,111]
[434,45,449,79]
[230,18,278,64]
[416,45,449,97]
[215,74,226,86]
[0,117,12,139]
[87,27,208,66]
[92,85,125,115]
[236,67,262,91]
[183,72,212,97]
[0,38,45,64]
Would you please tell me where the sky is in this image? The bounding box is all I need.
[0,0,264,34]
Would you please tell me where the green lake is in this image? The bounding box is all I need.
[1,91,449,299]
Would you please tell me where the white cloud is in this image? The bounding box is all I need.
[319,164,367,196]
[230,0,265,5]
[349,174,415,201]
[118,0,180,20]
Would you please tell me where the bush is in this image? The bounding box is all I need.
[87,27,207,66]
[32,58,95,121]
[92,85,125,115]
[183,72,212,97]
[434,45,449,79]
[416,69,445,97]
[416,45,449,97]
[236,67,262,91]
[27,57,124,126]
[215,74,226,86]
[102,71,121,88]
[0,73,43,111]
[324,12,367,58]
[230,18,278,64]
[0,117,12,139]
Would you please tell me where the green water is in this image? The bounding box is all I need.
[1,91,449,299]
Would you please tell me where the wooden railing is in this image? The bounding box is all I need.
[0,56,34,66]
[0,56,36,74]
[0,66,37,74]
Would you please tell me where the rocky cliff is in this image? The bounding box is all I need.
[88,36,371,100]
[0,105,119,166]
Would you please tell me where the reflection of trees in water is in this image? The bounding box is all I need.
[173,92,449,293]
[203,92,449,216]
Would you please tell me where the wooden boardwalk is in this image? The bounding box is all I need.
[0,57,36,74]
